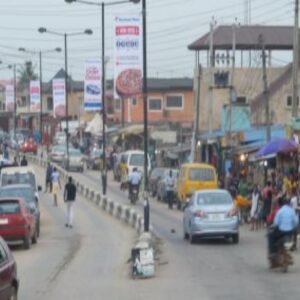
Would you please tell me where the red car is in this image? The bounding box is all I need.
[0,198,38,250]
[20,138,37,155]
[0,236,18,299]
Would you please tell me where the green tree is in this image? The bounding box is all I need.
[17,61,38,89]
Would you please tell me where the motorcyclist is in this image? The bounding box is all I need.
[268,196,299,264]
[128,167,141,199]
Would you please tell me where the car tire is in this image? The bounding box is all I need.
[23,234,31,250]
[32,229,38,244]
[10,286,18,300]
[189,233,196,244]
[232,234,239,244]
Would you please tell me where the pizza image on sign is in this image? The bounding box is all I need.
[116,68,142,97]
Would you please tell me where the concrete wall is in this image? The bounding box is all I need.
[197,66,291,132]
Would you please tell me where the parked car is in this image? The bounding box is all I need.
[0,166,42,202]
[62,148,85,172]
[0,197,37,249]
[86,148,102,170]
[0,236,19,298]
[50,145,66,164]
[20,137,37,155]
[157,169,179,202]
[177,163,218,209]
[0,184,40,238]
[183,189,239,244]
[149,168,167,197]
[115,151,151,178]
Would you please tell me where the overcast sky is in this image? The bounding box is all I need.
[0,0,294,81]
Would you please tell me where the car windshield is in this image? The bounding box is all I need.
[189,168,215,181]
[1,172,36,191]
[129,154,144,166]
[196,192,232,206]
[0,187,34,204]
[70,150,82,157]
[0,201,20,214]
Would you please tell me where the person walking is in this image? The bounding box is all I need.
[12,156,18,166]
[51,167,61,206]
[64,176,77,228]
[20,155,28,166]
[166,169,175,209]
[250,185,260,231]
[45,163,53,193]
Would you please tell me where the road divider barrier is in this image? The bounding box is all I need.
[18,151,155,279]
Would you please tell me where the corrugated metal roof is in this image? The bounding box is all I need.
[188,25,294,51]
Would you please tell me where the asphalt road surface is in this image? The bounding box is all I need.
[13,166,136,300]
[68,168,300,300]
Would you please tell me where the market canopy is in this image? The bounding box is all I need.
[256,138,298,158]
[85,113,106,136]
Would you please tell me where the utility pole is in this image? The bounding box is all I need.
[208,20,215,134]
[292,0,299,118]
[260,34,271,142]
[191,64,201,162]
[229,22,236,152]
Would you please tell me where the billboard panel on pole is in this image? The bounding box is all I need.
[114,15,142,99]
[52,78,66,118]
[5,85,14,112]
[30,80,41,112]
[84,60,102,111]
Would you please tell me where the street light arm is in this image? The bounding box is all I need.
[66,0,140,7]
[38,28,64,36]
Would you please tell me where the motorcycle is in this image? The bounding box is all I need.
[269,236,294,272]
[130,185,139,205]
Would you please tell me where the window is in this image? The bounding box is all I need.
[189,168,215,181]
[148,98,162,111]
[165,94,183,110]
[47,97,53,110]
[197,192,232,205]
[131,97,137,106]
[115,99,121,111]
[286,96,299,107]
[236,96,247,104]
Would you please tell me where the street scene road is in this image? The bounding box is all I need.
[1,0,300,299]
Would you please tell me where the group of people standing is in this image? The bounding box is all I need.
[45,163,77,228]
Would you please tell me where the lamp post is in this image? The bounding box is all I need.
[65,0,140,196]
[141,0,149,232]
[18,47,61,145]
[38,27,92,168]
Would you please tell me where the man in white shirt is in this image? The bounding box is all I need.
[165,170,175,209]
[128,168,141,198]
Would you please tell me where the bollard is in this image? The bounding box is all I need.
[96,193,101,206]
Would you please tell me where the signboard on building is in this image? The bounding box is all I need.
[52,79,66,118]
[84,60,102,111]
[5,85,14,112]
[30,80,41,112]
[114,15,143,99]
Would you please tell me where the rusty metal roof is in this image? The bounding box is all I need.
[188,25,294,51]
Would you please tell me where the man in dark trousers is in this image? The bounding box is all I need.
[64,176,77,228]
[20,155,28,166]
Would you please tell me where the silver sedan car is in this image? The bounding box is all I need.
[183,189,239,244]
